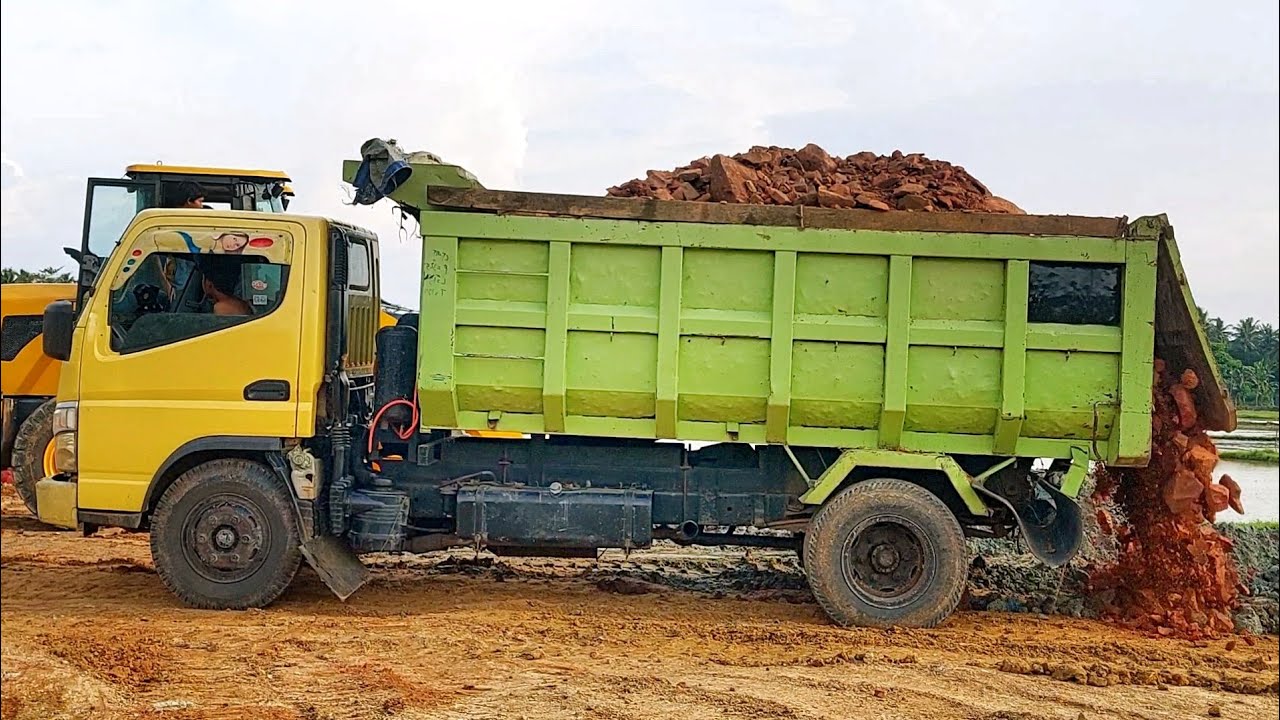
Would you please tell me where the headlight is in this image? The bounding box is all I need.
[54,432,77,473]
[51,402,78,434]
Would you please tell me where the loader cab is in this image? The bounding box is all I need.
[75,165,292,308]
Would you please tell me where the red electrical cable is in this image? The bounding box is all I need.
[367,391,419,455]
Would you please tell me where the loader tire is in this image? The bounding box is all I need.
[803,478,966,628]
[12,399,56,516]
[151,459,301,610]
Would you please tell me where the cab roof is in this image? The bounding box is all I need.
[125,164,291,181]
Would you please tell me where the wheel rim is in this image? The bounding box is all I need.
[841,515,934,609]
[41,438,57,477]
[182,493,272,584]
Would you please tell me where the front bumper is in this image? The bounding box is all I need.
[35,477,78,529]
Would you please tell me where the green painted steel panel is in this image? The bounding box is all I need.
[911,258,1006,321]
[678,336,770,423]
[905,346,1002,435]
[994,261,1030,454]
[566,331,657,418]
[791,342,884,428]
[1023,351,1119,439]
[794,253,888,317]
[400,191,1227,466]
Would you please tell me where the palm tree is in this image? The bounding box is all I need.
[1259,323,1278,361]
[0,266,74,284]
[1230,317,1263,365]
[1206,316,1228,345]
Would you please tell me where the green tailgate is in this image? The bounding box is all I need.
[359,161,1232,467]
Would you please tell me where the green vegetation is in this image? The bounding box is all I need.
[1220,520,1280,530]
[1239,408,1279,421]
[1218,448,1279,464]
[1,267,74,284]
[1198,309,1279,410]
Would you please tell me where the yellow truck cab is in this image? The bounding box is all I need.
[38,210,379,556]
[3,165,297,512]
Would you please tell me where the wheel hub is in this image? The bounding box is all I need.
[213,526,238,550]
[185,496,270,581]
[871,543,900,572]
[842,518,929,608]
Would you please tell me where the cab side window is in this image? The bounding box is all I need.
[109,252,289,353]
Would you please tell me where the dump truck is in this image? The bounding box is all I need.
[33,142,1233,628]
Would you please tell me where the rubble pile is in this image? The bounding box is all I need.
[1089,360,1245,639]
[606,143,1023,213]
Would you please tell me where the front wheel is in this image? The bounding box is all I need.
[150,459,302,609]
[803,478,967,628]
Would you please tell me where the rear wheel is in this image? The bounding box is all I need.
[150,459,301,609]
[803,478,966,628]
[12,399,56,516]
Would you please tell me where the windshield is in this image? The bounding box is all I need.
[86,183,156,258]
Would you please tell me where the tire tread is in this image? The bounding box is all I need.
[11,398,55,516]
[803,478,966,628]
[150,459,301,610]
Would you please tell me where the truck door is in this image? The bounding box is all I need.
[74,179,160,309]
[74,221,306,513]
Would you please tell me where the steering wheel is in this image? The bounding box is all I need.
[133,284,170,314]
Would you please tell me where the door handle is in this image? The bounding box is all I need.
[244,379,291,402]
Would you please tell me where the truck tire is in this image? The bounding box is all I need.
[11,398,56,516]
[803,478,966,628]
[150,459,302,610]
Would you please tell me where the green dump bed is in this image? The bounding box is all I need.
[380,168,1233,467]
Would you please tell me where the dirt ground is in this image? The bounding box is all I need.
[2,487,1277,720]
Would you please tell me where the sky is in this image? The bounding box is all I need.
[2,0,1277,324]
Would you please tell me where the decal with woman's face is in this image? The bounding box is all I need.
[215,232,250,253]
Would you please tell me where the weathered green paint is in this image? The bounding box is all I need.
[419,235,459,427]
[797,448,989,515]
[973,456,1017,483]
[422,211,1131,262]
[1147,218,1235,431]
[655,247,682,437]
[1112,237,1158,464]
[994,260,1029,454]
[390,176,1230,468]
[542,242,570,432]
[766,252,796,442]
[1060,446,1091,497]
[878,256,911,448]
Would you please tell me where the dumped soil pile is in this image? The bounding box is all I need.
[607,143,1024,213]
[1089,360,1245,638]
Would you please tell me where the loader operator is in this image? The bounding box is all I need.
[168,181,207,209]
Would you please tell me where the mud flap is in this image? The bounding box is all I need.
[300,535,369,601]
[975,480,1082,567]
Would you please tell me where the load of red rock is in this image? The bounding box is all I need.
[606,143,1024,214]
[1089,360,1245,639]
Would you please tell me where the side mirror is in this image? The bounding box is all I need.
[43,300,75,361]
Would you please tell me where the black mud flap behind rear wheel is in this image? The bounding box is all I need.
[975,480,1083,567]
[300,535,370,601]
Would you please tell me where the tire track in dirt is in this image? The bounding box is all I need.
[3,488,1277,719]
